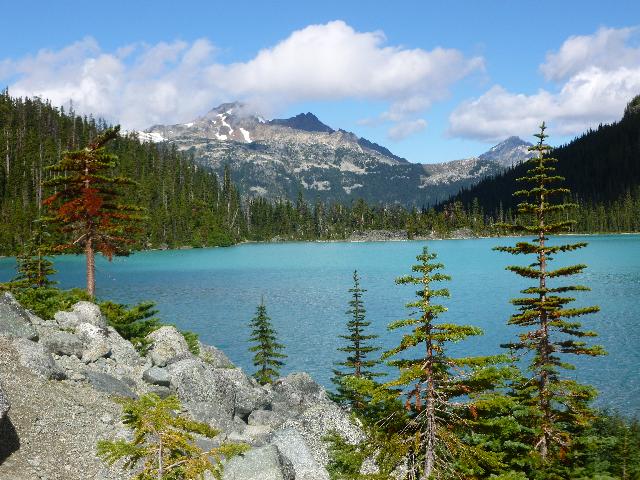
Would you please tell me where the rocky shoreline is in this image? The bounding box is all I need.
[346,228,479,242]
[0,292,362,480]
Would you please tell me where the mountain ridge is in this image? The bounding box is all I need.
[138,103,534,206]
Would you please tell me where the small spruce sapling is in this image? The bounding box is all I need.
[99,301,161,353]
[331,270,382,408]
[248,298,287,385]
[97,393,248,480]
[11,219,57,290]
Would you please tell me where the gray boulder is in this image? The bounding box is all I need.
[54,301,107,330]
[76,323,111,363]
[142,366,171,387]
[248,409,288,429]
[41,330,83,358]
[282,402,364,467]
[271,428,330,480]
[200,343,235,368]
[146,385,172,398]
[104,326,141,366]
[222,445,294,480]
[228,424,273,447]
[0,383,9,422]
[13,338,66,380]
[84,371,137,398]
[54,310,81,330]
[272,372,327,411]
[147,326,191,367]
[167,359,236,430]
[71,301,107,328]
[82,341,111,363]
[0,292,38,340]
[213,367,271,417]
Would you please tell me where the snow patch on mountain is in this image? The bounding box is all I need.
[135,131,166,143]
[301,179,331,191]
[343,184,363,194]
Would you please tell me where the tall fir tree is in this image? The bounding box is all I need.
[383,246,504,479]
[331,270,382,407]
[249,298,287,385]
[11,219,57,290]
[494,122,605,463]
[43,126,143,297]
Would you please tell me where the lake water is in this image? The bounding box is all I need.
[1,235,638,413]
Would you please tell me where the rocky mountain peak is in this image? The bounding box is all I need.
[270,112,334,133]
[206,101,244,116]
[478,136,533,168]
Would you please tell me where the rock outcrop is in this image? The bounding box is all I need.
[222,444,295,480]
[0,296,362,479]
[0,293,38,340]
[147,325,191,367]
[0,383,9,422]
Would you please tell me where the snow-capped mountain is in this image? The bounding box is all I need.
[137,102,533,206]
[478,136,533,168]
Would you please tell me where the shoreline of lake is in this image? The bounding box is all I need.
[1,230,639,260]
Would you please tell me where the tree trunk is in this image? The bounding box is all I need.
[537,151,551,461]
[422,356,436,480]
[422,391,436,479]
[86,235,95,298]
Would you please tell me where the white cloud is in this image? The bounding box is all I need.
[540,27,640,81]
[387,119,428,140]
[449,26,640,142]
[0,21,482,137]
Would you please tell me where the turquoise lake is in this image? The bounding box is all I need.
[1,235,638,413]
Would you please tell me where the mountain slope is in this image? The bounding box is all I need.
[140,103,533,206]
[448,95,640,213]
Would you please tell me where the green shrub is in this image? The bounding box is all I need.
[13,287,90,319]
[180,330,201,355]
[99,300,161,353]
[97,393,248,479]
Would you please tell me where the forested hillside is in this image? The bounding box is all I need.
[0,91,245,254]
[448,96,640,231]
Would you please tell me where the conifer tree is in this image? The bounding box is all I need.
[43,126,143,298]
[383,246,503,479]
[99,300,161,353]
[249,298,287,385]
[495,122,605,463]
[331,270,381,407]
[11,219,57,290]
[97,393,248,480]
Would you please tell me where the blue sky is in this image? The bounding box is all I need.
[1,0,639,163]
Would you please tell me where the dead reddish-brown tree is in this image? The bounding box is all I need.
[43,126,143,297]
